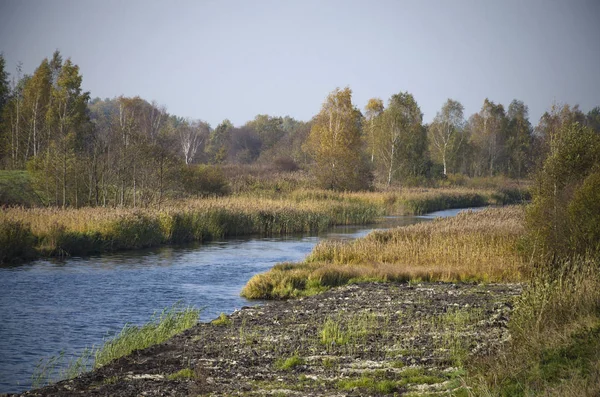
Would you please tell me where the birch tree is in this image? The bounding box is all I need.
[22,59,52,160]
[43,59,90,207]
[468,99,507,176]
[305,87,371,191]
[429,99,465,176]
[364,98,384,163]
[178,120,208,165]
[375,92,425,185]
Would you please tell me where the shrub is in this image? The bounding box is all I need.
[180,165,229,197]
[272,156,299,172]
[526,122,600,261]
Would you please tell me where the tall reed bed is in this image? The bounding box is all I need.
[0,186,527,263]
[288,186,527,215]
[0,196,379,262]
[242,207,527,299]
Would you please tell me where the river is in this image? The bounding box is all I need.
[0,208,476,393]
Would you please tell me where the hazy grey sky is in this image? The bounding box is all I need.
[0,0,598,127]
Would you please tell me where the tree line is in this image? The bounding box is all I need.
[0,51,599,206]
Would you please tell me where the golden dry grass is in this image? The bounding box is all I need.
[0,186,528,262]
[242,206,527,299]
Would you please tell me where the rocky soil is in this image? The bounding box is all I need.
[13,282,522,396]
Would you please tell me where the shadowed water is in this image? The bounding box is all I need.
[0,207,478,393]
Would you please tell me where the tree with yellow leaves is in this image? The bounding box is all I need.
[304,87,371,191]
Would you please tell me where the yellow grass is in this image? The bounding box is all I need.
[242,206,527,299]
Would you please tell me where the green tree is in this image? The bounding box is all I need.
[534,103,586,165]
[40,58,90,207]
[205,119,232,164]
[586,106,600,133]
[505,99,533,178]
[22,58,52,160]
[0,53,9,121]
[467,99,508,176]
[304,87,371,191]
[244,114,285,152]
[428,99,465,176]
[265,118,312,168]
[375,92,426,185]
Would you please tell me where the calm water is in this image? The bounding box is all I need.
[0,208,476,393]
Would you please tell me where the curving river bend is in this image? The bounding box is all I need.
[0,208,476,393]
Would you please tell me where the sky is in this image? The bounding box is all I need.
[0,0,599,128]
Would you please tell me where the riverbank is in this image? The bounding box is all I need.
[242,206,527,299]
[13,281,522,397]
[0,187,527,264]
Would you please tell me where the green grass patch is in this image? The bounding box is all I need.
[94,304,199,367]
[322,357,337,368]
[481,323,600,396]
[167,368,195,381]
[467,257,600,396]
[320,312,379,348]
[211,312,232,326]
[275,353,305,370]
[336,375,398,394]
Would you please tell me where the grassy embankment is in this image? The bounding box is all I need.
[0,183,527,264]
[242,206,527,299]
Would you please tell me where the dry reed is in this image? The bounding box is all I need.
[242,207,527,299]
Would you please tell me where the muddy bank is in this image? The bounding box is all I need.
[14,282,522,396]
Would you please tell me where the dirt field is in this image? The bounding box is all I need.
[14,282,522,396]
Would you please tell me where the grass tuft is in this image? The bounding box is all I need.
[211,312,232,326]
[275,353,305,370]
[94,303,199,368]
[31,303,200,388]
[167,368,195,381]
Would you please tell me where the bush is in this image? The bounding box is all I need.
[272,156,299,172]
[180,165,229,197]
[491,187,531,205]
[527,122,600,260]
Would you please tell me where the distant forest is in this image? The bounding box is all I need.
[1,51,599,207]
